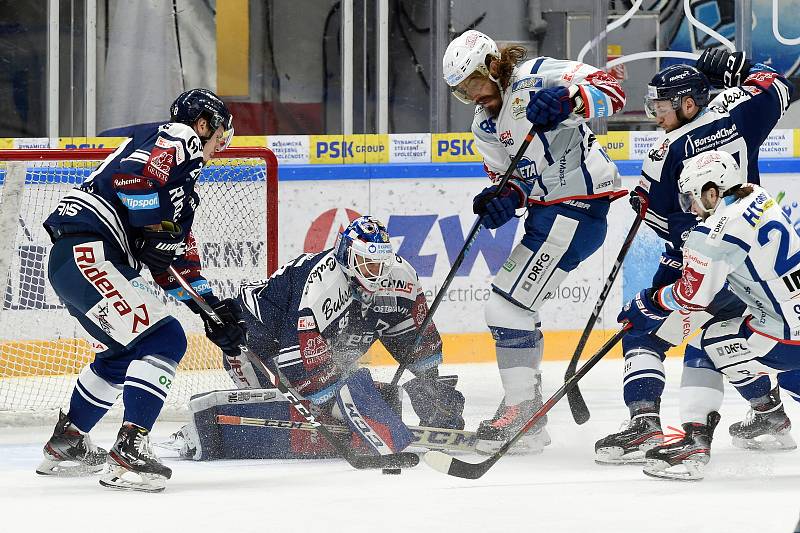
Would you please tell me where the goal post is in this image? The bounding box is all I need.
[0,147,278,425]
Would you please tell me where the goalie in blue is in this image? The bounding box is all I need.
[182,216,466,460]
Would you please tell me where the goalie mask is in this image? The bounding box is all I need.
[678,150,744,217]
[171,88,234,151]
[334,216,394,292]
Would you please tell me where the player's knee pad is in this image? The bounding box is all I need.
[125,355,178,402]
[622,347,666,406]
[778,371,800,404]
[334,368,413,454]
[404,374,465,430]
[680,366,723,424]
[131,317,187,365]
[485,289,540,329]
[621,331,671,360]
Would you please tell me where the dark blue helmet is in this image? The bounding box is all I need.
[170,88,234,149]
[645,64,710,118]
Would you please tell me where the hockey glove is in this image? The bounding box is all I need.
[629,189,649,220]
[618,288,670,333]
[134,222,184,275]
[202,298,248,354]
[652,247,683,288]
[526,86,573,131]
[696,48,751,88]
[473,183,525,229]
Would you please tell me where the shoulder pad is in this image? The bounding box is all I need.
[159,123,203,159]
[299,251,353,331]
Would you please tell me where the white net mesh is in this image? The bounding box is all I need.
[0,149,277,425]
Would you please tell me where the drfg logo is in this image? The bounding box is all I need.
[715,341,749,358]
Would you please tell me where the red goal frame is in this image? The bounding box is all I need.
[0,147,279,275]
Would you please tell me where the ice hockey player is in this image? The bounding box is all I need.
[617,150,800,480]
[442,30,625,453]
[187,215,466,460]
[595,49,794,465]
[37,88,246,492]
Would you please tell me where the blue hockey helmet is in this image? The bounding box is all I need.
[644,64,710,118]
[170,88,234,150]
[334,216,394,292]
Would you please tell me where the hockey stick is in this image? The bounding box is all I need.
[564,213,643,424]
[423,325,631,479]
[216,415,479,452]
[166,266,419,470]
[389,124,542,387]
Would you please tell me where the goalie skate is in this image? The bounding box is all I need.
[36,410,107,477]
[595,408,663,465]
[643,412,720,481]
[729,398,796,452]
[100,425,172,493]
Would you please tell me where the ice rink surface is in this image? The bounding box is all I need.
[2,358,799,533]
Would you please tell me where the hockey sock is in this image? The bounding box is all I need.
[729,374,772,403]
[778,370,800,404]
[622,347,665,409]
[491,326,543,406]
[122,356,177,431]
[67,364,123,432]
[680,366,724,424]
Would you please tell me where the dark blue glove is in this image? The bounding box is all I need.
[202,298,248,354]
[526,86,574,131]
[696,48,751,88]
[618,289,670,333]
[472,183,525,229]
[652,248,683,288]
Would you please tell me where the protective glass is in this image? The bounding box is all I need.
[450,74,489,105]
[678,190,697,213]
[644,97,679,119]
[218,120,234,152]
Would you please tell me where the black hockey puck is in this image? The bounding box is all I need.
[382,468,401,475]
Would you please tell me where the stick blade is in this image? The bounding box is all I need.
[423,451,490,479]
[566,387,591,425]
[353,452,420,470]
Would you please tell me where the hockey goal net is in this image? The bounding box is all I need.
[0,147,278,425]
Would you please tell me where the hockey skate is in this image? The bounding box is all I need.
[100,424,172,493]
[475,397,550,455]
[595,405,663,465]
[36,410,107,476]
[643,411,720,481]
[729,389,797,451]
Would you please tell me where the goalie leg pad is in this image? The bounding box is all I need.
[335,368,413,454]
[173,389,340,460]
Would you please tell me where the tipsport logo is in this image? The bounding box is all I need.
[304,208,520,277]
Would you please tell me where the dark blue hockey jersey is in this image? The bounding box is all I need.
[43,122,216,302]
[637,64,793,251]
[236,249,443,404]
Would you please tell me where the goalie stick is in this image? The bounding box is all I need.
[423,325,631,479]
[216,415,479,453]
[390,123,543,387]
[166,265,419,470]
[564,213,642,424]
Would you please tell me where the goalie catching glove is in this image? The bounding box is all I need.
[134,221,184,274]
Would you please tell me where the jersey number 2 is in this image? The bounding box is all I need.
[758,220,800,276]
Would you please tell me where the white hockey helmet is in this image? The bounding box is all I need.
[678,150,745,216]
[442,30,501,104]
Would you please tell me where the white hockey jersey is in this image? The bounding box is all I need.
[471,57,626,204]
[657,185,800,341]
